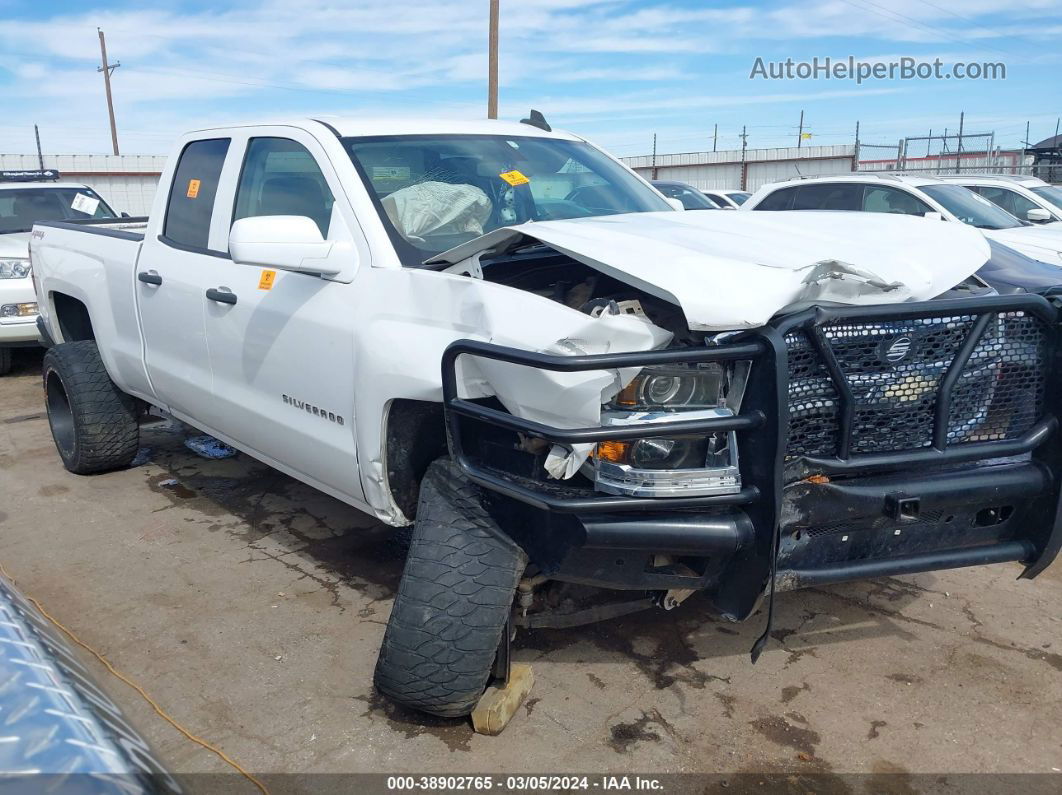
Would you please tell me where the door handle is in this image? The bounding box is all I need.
[206,287,237,305]
[137,271,162,286]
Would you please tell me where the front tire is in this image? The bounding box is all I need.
[374,459,527,717]
[43,341,139,474]
[0,348,11,376]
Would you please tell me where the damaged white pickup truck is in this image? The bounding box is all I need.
[30,116,1062,719]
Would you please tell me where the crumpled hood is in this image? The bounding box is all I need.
[0,232,31,259]
[432,211,991,331]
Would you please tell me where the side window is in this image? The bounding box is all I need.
[754,186,798,211]
[793,183,861,210]
[164,138,230,249]
[233,138,334,237]
[862,186,932,216]
[977,186,1037,219]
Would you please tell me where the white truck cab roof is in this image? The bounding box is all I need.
[185,116,583,142]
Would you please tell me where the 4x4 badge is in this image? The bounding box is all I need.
[883,336,913,363]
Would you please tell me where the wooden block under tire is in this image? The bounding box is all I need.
[471,663,534,735]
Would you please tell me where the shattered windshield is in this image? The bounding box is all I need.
[343,134,670,265]
[0,187,116,234]
[920,184,1023,230]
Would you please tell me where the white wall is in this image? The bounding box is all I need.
[624,145,857,192]
[0,153,165,216]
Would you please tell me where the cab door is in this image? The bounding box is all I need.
[137,138,230,417]
[196,132,364,503]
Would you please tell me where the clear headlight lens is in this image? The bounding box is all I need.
[591,360,750,497]
[0,258,31,279]
[1,302,38,318]
[610,363,726,411]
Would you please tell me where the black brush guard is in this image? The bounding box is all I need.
[441,294,1062,629]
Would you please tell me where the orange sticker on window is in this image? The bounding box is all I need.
[498,170,530,186]
[258,269,277,290]
[186,179,201,199]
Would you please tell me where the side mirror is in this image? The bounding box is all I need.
[923,211,945,221]
[664,197,685,212]
[120,211,131,218]
[229,216,337,275]
[1027,207,1052,223]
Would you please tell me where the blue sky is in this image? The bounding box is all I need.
[0,0,1059,157]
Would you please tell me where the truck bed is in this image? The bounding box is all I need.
[30,217,151,399]
[34,215,149,241]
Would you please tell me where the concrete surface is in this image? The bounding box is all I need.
[1,348,1061,786]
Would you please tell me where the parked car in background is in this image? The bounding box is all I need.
[979,239,1062,293]
[652,180,721,209]
[29,116,1062,723]
[934,174,1062,225]
[702,189,751,208]
[742,174,1062,266]
[0,170,120,374]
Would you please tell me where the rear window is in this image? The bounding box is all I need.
[754,186,797,211]
[163,138,230,250]
[792,183,862,211]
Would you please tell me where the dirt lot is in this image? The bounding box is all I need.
[2,348,1061,788]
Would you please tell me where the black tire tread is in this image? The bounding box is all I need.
[0,348,11,376]
[43,341,139,474]
[374,459,526,717]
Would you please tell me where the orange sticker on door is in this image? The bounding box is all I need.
[186,179,201,199]
[498,170,530,186]
[258,269,277,290]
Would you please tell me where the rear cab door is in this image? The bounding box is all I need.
[136,137,231,416]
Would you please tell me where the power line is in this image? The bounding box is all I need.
[835,0,1022,61]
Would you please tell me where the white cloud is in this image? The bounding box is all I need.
[0,0,1058,153]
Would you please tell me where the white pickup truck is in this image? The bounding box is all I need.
[30,116,1062,720]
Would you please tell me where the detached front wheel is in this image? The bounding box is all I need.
[43,341,139,474]
[374,459,527,717]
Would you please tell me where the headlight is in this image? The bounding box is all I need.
[1,302,38,318]
[610,363,726,411]
[592,361,749,498]
[0,258,31,279]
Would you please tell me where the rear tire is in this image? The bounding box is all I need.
[0,348,11,376]
[374,459,527,717]
[43,341,139,474]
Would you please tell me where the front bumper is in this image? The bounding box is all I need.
[442,294,1062,620]
[0,317,39,345]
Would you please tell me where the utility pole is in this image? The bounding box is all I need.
[712,123,717,152]
[797,109,804,148]
[1024,120,1030,146]
[955,111,964,174]
[926,129,932,157]
[97,28,120,155]
[487,0,499,119]
[852,120,860,172]
[34,124,44,171]
[740,125,748,190]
